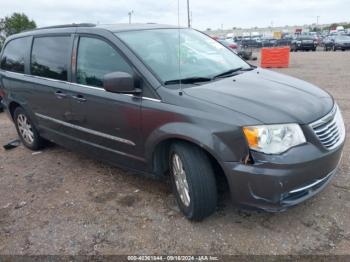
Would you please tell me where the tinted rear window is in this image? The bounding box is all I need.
[31,36,71,81]
[0,37,30,73]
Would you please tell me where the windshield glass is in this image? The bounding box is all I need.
[336,36,350,40]
[116,29,250,83]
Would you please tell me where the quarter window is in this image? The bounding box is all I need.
[76,37,132,88]
[31,36,70,81]
[0,37,30,73]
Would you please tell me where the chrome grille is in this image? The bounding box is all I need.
[310,105,345,150]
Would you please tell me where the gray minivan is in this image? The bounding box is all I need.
[0,23,345,220]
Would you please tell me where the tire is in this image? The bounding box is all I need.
[169,142,217,221]
[14,107,45,150]
[333,46,337,52]
[312,48,316,52]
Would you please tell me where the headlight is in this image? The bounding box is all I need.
[243,124,306,154]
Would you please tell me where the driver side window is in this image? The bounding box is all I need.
[76,37,133,88]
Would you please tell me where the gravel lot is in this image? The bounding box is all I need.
[0,51,349,255]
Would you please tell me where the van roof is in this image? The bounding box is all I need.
[31,23,178,32]
[36,23,180,31]
[96,23,181,32]
[6,23,182,41]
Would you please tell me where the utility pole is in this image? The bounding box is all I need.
[187,0,191,28]
[128,10,134,24]
[317,16,320,26]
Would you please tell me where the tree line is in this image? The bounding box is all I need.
[0,13,37,49]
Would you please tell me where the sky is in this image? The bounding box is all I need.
[0,0,349,30]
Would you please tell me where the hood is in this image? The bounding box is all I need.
[184,69,333,124]
[336,39,350,43]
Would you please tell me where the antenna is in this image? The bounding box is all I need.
[187,0,191,28]
[178,0,183,96]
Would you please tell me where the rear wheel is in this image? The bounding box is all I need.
[14,107,45,150]
[169,142,217,221]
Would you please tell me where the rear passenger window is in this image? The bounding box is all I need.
[76,37,132,88]
[0,37,30,73]
[31,36,70,81]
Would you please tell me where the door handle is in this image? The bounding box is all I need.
[55,90,67,99]
[72,94,87,103]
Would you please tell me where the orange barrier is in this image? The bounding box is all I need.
[261,47,290,68]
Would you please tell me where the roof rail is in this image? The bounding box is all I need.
[36,23,96,30]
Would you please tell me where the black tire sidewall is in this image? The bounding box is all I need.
[169,147,195,218]
[169,142,217,221]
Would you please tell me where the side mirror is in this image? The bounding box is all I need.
[103,72,141,94]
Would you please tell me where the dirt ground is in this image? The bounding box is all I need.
[0,51,350,255]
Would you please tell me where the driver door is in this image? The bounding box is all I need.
[68,35,143,168]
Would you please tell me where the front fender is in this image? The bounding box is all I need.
[144,121,248,167]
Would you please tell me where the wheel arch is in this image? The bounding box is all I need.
[151,136,228,188]
[146,123,237,184]
[8,101,22,119]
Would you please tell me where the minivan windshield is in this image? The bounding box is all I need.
[116,29,250,84]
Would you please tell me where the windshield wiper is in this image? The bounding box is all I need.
[212,67,243,79]
[164,77,212,85]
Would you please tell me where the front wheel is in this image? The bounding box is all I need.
[169,142,217,221]
[14,107,45,150]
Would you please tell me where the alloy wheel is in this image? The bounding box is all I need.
[17,114,34,145]
[172,153,190,207]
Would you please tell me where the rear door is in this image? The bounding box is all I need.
[27,35,74,137]
[0,36,32,114]
[69,35,143,168]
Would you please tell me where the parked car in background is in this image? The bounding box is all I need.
[291,36,317,51]
[241,37,260,48]
[261,37,277,47]
[332,35,350,51]
[0,24,345,220]
[218,38,238,49]
[322,36,335,51]
[217,39,253,61]
[277,37,293,47]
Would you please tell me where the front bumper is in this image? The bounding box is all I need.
[297,44,316,50]
[335,45,350,50]
[223,142,344,211]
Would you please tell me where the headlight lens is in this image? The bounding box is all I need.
[243,124,306,154]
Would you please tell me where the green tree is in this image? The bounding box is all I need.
[2,13,36,37]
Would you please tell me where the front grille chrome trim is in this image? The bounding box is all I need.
[310,104,346,150]
[289,170,334,194]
